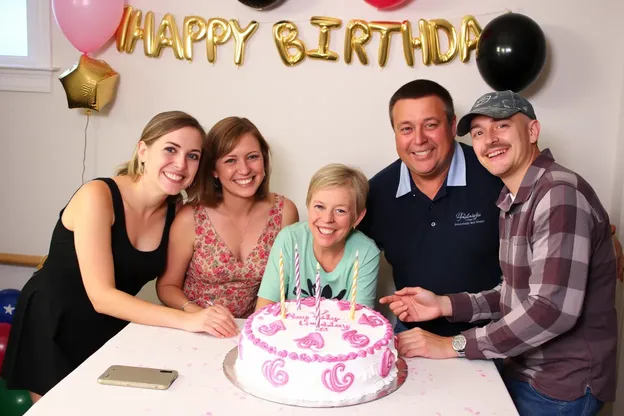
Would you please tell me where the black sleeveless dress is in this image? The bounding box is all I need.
[0,178,175,395]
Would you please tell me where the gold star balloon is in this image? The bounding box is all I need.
[59,54,120,112]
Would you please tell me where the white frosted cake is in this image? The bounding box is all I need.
[234,298,398,403]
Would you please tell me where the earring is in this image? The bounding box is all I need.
[213,177,221,190]
[138,161,145,176]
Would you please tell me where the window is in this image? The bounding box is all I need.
[0,0,54,92]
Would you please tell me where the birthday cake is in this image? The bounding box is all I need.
[234,298,398,403]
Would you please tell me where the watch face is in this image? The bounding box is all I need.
[453,335,467,351]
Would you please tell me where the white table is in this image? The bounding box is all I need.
[25,320,519,416]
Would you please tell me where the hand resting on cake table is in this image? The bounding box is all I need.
[380,287,456,359]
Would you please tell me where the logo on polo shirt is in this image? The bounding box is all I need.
[454,212,484,226]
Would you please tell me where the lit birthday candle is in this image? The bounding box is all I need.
[315,262,321,329]
[279,250,285,319]
[349,250,359,320]
[295,244,301,310]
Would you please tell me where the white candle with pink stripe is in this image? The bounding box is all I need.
[295,244,301,310]
[279,250,285,319]
[315,262,321,329]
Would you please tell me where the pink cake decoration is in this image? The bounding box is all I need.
[322,363,354,392]
[300,297,316,307]
[358,313,384,327]
[336,300,363,312]
[294,332,325,350]
[243,300,394,364]
[379,348,395,378]
[262,358,289,387]
[258,320,286,336]
[341,329,370,348]
[264,302,282,316]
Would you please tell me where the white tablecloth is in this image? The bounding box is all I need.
[25,320,519,415]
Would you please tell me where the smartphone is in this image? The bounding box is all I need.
[97,365,178,390]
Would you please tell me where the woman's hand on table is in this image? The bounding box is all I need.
[184,304,239,338]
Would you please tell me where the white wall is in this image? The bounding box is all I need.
[2,0,624,255]
[0,265,34,291]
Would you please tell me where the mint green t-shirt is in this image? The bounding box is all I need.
[257,221,380,307]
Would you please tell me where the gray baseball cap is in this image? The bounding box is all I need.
[456,90,537,136]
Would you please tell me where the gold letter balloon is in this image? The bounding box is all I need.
[344,19,371,65]
[230,19,259,66]
[206,18,231,63]
[368,21,401,67]
[183,16,207,62]
[459,15,482,62]
[272,21,306,66]
[115,6,486,67]
[428,19,458,65]
[307,16,342,61]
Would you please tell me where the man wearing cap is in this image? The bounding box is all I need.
[380,90,617,415]
[359,80,505,338]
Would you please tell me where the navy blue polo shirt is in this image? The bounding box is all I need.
[359,141,503,336]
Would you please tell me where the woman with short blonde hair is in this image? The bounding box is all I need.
[256,163,380,310]
[306,163,369,221]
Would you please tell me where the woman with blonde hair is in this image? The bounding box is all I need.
[1,111,231,401]
[256,163,380,309]
[157,117,298,330]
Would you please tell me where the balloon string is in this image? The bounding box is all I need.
[81,110,91,185]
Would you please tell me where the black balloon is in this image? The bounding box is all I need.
[476,13,547,92]
[238,0,285,10]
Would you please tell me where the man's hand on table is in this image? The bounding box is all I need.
[379,286,452,322]
[396,328,458,359]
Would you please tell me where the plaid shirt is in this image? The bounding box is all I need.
[448,149,617,402]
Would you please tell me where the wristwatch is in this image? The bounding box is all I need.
[452,334,467,357]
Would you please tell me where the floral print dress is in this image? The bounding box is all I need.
[183,194,285,318]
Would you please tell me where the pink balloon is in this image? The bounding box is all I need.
[364,0,408,9]
[52,0,125,54]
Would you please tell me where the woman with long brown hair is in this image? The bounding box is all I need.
[1,111,234,402]
[157,117,298,332]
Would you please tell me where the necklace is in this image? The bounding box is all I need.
[226,211,254,244]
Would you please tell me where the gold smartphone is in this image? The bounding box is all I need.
[97,365,179,390]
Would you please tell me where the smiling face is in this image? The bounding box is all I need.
[213,133,265,200]
[307,186,365,252]
[138,126,203,195]
[392,96,456,183]
[470,113,541,191]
